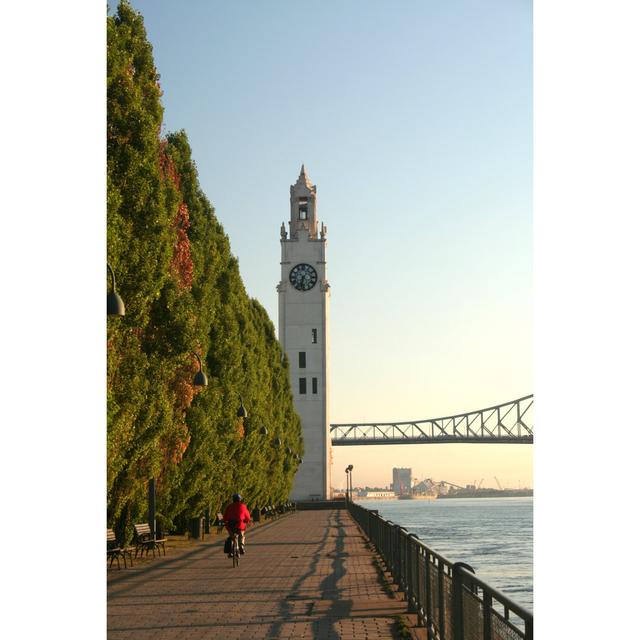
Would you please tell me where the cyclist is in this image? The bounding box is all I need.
[223,493,251,555]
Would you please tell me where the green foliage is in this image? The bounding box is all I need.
[107,2,302,542]
[391,616,412,639]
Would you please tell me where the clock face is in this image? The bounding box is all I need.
[289,263,318,291]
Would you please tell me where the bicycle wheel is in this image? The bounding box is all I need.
[232,534,239,568]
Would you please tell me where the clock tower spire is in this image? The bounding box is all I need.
[278,165,331,501]
[289,163,318,239]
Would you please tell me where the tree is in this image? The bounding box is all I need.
[107,2,302,541]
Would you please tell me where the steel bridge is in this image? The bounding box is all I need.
[330,394,533,446]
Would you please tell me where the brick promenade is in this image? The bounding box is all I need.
[108,509,422,639]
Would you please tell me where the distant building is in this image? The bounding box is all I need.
[357,490,396,499]
[392,468,412,496]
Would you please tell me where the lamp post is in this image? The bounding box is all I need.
[191,352,208,530]
[148,478,156,538]
[235,396,248,439]
[347,464,354,501]
[107,263,125,316]
[251,425,269,521]
[261,436,281,517]
[193,352,208,387]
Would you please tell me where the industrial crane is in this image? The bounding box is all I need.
[494,476,503,491]
[478,478,484,489]
[438,480,464,490]
[419,478,465,493]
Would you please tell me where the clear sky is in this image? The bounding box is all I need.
[126,0,533,490]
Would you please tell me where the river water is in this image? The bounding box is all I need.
[356,497,533,613]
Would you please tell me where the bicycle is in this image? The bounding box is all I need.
[225,520,243,567]
[230,528,241,567]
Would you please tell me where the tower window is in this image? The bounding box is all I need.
[312,377,318,394]
[299,378,307,394]
[312,329,318,344]
[299,352,306,368]
[298,197,308,220]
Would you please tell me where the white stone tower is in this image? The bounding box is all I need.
[278,165,331,500]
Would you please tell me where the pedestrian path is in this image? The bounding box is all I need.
[108,509,418,639]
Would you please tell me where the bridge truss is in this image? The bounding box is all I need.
[330,395,533,446]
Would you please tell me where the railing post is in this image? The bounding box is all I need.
[482,589,492,640]
[525,617,533,640]
[424,550,433,631]
[390,524,395,581]
[437,561,445,640]
[416,546,424,627]
[405,531,410,598]
[452,562,475,640]
[405,531,412,606]
[396,526,408,597]
[389,522,398,584]
[407,533,420,613]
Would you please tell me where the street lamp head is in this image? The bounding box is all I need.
[347,464,353,472]
[193,353,208,387]
[237,397,248,418]
[193,370,208,387]
[107,291,126,316]
[107,263,125,316]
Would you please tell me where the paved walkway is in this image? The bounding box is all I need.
[108,509,418,639]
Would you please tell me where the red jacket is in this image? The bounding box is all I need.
[223,502,251,531]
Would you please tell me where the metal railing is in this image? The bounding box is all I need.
[348,501,533,640]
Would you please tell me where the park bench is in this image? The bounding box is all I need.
[107,528,134,569]
[133,523,166,558]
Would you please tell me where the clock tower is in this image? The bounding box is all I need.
[278,165,331,500]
